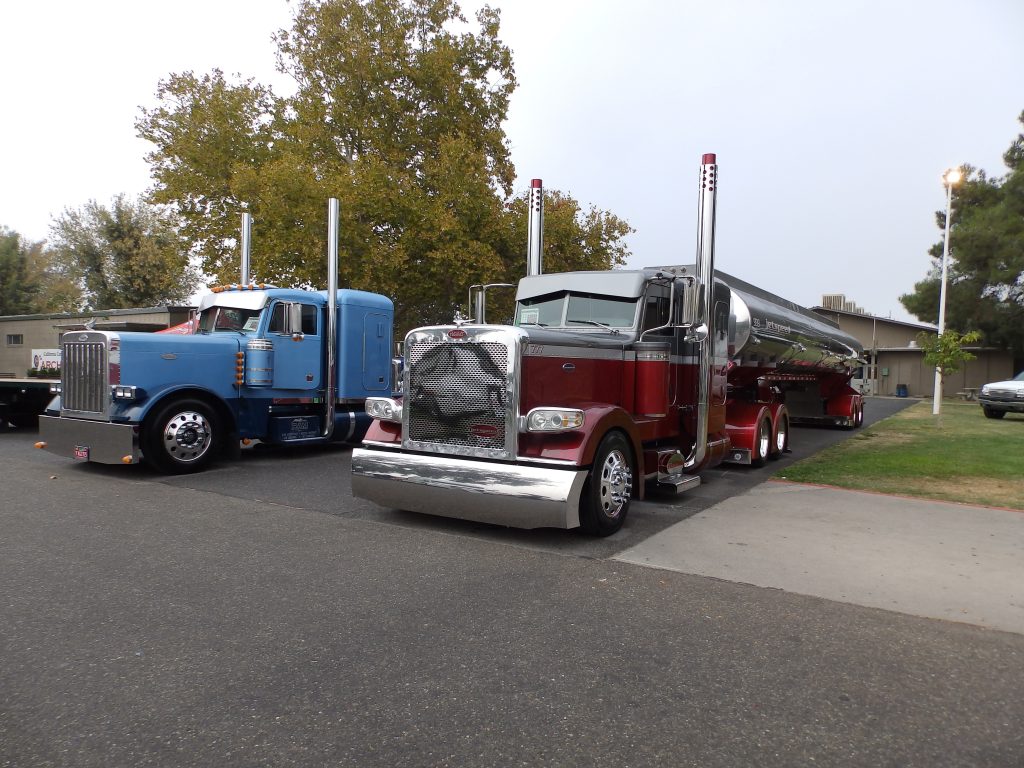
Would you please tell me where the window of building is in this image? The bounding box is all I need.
[6,334,24,346]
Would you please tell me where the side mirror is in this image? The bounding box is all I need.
[287,303,304,336]
[677,277,700,327]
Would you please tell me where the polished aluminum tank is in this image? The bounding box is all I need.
[719,270,863,374]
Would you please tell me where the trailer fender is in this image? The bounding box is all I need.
[826,390,864,428]
[724,401,772,465]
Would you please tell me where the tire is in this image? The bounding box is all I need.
[751,417,771,467]
[769,414,789,460]
[854,402,865,428]
[8,410,40,429]
[982,406,1005,420]
[579,432,634,537]
[143,398,220,474]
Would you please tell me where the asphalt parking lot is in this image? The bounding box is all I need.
[3,397,1023,767]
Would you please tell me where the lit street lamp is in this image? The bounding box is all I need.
[932,166,962,415]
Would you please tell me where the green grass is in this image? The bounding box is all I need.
[775,400,1024,510]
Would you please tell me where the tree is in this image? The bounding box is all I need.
[0,228,41,315]
[136,0,632,332]
[901,110,1024,360]
[48,196,199,310]
[917,329,982,377]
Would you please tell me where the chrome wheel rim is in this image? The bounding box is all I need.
[599,449,632,519]
[163,410,212,464]
[775,419,788,453]
[758,421,771,459]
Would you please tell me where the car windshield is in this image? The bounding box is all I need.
[1014,371,1024,382]
[516,292,638,329]
[197,306,263,334]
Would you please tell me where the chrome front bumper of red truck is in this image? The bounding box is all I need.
[350,446,588,530]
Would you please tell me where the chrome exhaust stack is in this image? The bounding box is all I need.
[526,179,544,276]
[324,198,339,438]
[684,153,718,470]
[240,211,252,284]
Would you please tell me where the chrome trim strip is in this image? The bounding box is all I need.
[351,448,588,530]
[360,439,402,449]
[509,455,581,467]
[524,345,627,361]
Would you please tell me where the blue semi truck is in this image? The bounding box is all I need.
[36,200,395,474]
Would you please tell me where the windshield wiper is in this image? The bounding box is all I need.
[570,319,620,334]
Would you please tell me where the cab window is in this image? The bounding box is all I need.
[268,303,319,335]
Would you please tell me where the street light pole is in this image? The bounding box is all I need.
[932,167,962,415]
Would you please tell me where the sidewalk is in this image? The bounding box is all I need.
[616,480,1024,635]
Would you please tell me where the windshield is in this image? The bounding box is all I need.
[1015,371,1024,382]
[516,291,638,329]
[197,306,263,334]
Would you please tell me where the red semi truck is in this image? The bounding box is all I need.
[351,155,864,535]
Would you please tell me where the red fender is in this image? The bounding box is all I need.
[518,404,646,499]
[724,400,771,457]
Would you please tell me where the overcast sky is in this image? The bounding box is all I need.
[2,1,1021,322]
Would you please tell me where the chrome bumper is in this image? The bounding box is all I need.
[979,398,1024,413]
[38,415,140,465]
[351,447,589,530]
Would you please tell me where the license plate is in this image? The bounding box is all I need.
[73,445,89,461]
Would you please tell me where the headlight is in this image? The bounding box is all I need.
[525,408,584,432]
[49,383,62,394]
[366,397,402,422]
[112,385,138,400]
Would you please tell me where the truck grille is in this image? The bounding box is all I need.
[62,340,110,416]
[405,337,514,459]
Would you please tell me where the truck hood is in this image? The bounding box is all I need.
[115,331,243,386]
[981,377,1024,394]
[516,326,634,349]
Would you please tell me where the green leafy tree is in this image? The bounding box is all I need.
[0,228,41,315]
[48,196,199,310]
[901,111,1024,360]
[917,329,982,377]
[136,0,632,332]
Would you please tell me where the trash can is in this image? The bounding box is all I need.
[896,384,908,398]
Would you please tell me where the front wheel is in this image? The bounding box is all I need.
[143,398,220,474]
[579,432,634,537]
[983,406,1005,420]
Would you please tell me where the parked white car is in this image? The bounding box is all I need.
[979,371,1024,419]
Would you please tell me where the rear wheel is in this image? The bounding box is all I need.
[580,432,634,537]
[983,406,1005,420]
[769,414,789,460]
[751,417,771,467]
[854,402,865,428]
[143,398,220,474]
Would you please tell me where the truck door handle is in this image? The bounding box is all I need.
[562,363,575,371]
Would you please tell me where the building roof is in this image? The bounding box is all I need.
[811,306,936,332]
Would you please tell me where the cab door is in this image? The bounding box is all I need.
[268,301,322,391]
